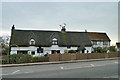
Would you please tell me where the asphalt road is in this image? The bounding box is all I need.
[2,59,119,78]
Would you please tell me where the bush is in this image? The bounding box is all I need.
[96,47,102,53]
[1,55,9,64]
[91,51,96,53]
[96,47,108,53]
[9,54,32,64]
[68,50,76,53]
[2,59,8,64]
[44,53,48,57]
[102,47,108,53]
[108,46,117,52]
[2,46,9,55]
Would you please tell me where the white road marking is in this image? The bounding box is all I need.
[24,71,33,73]
[2,73,11,75]
[64,67,82,70]
[114,62,118,64]
[90,64,95,67]
[61,67,64,69]
[103,77,109,78]
[12,70,20,74]
[104,75,118,78]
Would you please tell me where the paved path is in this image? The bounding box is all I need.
[2,59,119,78]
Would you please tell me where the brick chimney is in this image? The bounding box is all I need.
[61,23,66,32]
[61,26,66,32]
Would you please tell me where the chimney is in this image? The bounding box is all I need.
[85,29,87,32]
[61,23,66,32]
[12,24,15,31]
[61,26,66,32]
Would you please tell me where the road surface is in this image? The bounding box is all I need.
[2,59,119,78]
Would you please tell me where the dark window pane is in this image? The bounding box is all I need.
[17,51,27,54]
[31,51,35,55]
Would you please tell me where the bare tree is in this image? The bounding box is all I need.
[0,34,10,55]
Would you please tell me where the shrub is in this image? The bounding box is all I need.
[108,46,117,52]
[96,47,103,53]
[102,47,108,53]
[32,56,39,62]
[64,50,68,54]
[91,51,96,53]
[2,59,8,64]
[9,54,32,64]
[2,46,9,55]
[68,50,76,53]
[44,53,48,57]
[1,55,9,64]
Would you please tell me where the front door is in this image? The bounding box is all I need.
[82,50,84,53]
[56,50,60,53]
[51,50,56,54]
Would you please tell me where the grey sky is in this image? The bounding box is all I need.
[2,2,118,45]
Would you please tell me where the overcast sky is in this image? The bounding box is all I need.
[1,2,118,45]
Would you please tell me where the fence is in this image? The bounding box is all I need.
[49,52,120,62]
[2,52,120,64]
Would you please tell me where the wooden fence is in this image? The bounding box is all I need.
[49,52,120,62]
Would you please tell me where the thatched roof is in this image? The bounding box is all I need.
[88,32,111,41]
[10,29,92,47]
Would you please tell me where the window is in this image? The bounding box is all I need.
[31,51,35,55]
[67,46,71,49]
[52,38,58,45]
[51,50,56,54]
[17,51,27,54]
[37,48,43,53]
[51,50,60,54]
[93,41,97,45]
[30,39,35,45]
[103,41,108,45]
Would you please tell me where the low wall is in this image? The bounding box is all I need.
[49,52,120,62]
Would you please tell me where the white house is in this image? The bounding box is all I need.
[88,32,111,52]
[10,25,93,56]
[9,25,111,56]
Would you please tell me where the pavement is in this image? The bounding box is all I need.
[0,57,119,67]
[2,59,119,78]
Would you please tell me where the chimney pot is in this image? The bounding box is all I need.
[61,26,66,32]
[12,24,15,31]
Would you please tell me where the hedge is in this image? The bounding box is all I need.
[2,54,49,64]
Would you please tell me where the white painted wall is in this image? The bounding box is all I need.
[85,47,92,53]
[11,46,39,56]
[10,45,92,56]
[91,41,110,48]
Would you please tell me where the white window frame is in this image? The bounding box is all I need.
[29,39,35,45]
[103,41,108,45]
[52,38,58,45]
[93,41,97,45]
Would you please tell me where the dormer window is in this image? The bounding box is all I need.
[52,38,58,45]
[30,39,35,45]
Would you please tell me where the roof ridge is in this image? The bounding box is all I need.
[14,29,87,33]
[88,32,106,34]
